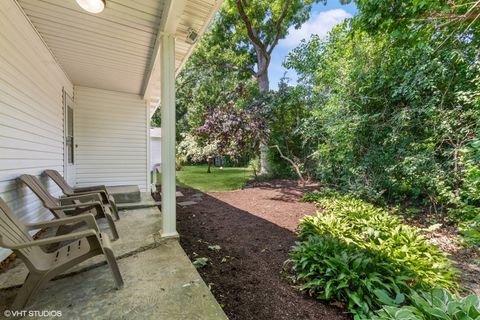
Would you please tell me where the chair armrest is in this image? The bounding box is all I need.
[49,201,104,214]
[25,213,100,233]
[60,193,103,204]
[9,230,97,250]
[72,190,109,203]
[74,185,108,194]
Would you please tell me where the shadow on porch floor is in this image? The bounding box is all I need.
[0,205,227,319]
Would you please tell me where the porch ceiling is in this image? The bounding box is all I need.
[16,0,222,110]
[18,0,166,95]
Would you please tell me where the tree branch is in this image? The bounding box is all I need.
[235,0,269,59]
[270,144,305,185]
[267,0,292,55]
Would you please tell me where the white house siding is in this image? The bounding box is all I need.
[151,137,162,167]
[74,87,149,192]
[0,1,73,260]
[150,128,161,167]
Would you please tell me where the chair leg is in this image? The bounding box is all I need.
[103,212,119,241]
[102,246,124,289]
[11,273,49,310]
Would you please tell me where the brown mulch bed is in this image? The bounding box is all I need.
[169,180,348,320]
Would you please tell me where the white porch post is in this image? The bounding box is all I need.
[160,32,178,238]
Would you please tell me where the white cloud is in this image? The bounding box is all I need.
[279,9,352,49]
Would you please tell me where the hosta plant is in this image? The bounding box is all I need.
[290,235,413,317]
[373,287,480,320]
[301,192,456,289]
[290,191,458,317]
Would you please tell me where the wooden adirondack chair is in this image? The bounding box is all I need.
[18,175,119,240]
[43,170,120,220]
[0,197,123,310]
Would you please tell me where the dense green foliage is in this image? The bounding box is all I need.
[459,214,480,247]
[169,0,479,235]
[264,2,480,242]
[290,191,456,316]
[373,287,480,320]
[267,81,316,178]
[281,1,479,243]
[283,16,479,209]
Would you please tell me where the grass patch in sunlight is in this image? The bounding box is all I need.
[156,165,254,192]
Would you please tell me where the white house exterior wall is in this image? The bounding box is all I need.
[74,86,149,192]
[0,1,73,260]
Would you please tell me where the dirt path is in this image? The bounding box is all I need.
[175,181,348,320]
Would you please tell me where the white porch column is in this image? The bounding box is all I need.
[160,32,178,238]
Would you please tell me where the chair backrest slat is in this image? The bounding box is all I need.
[0,214,30,243]
[18,175,65,219]
[43,170,74,195]
[0,198,45,263]
[0,215,32,255]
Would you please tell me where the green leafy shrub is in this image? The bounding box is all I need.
[373,287,480,320]
[291,192,457,317]
[303,188,341,202]
[281,10,480,213]
[290,235,413,317]
[248,157,260,178]
[175,154,184,171]
[448,205,480,225]
[459,214,480,247]
[454,139,480,247]
[301,192,456,289]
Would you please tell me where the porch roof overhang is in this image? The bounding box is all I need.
[16,0,222,116]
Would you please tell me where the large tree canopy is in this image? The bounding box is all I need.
[221,0,321,89]
[216,0,353,174]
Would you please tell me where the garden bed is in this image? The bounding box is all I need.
[168,180,480,319]
[174,181,348,319]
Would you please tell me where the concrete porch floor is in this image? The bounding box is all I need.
[0,206,227,319]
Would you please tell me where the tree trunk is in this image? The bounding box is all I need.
[207,156,213,173]
[259,142,270,175]
[270,145,305,186]
[256,47,271,175]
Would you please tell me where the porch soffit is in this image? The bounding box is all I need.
[18,0,167,95]
[17,0,222,108]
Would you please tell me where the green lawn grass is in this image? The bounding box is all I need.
[156,165,254,192]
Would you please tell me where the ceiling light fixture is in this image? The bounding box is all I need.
[75,0,105,13]
[186,28,199,44]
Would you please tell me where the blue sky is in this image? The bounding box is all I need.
[269,1,357,89]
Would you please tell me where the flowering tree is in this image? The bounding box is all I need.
[177,132,218,163]
[195,84,270,158]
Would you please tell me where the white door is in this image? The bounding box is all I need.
[64,90,76,185]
